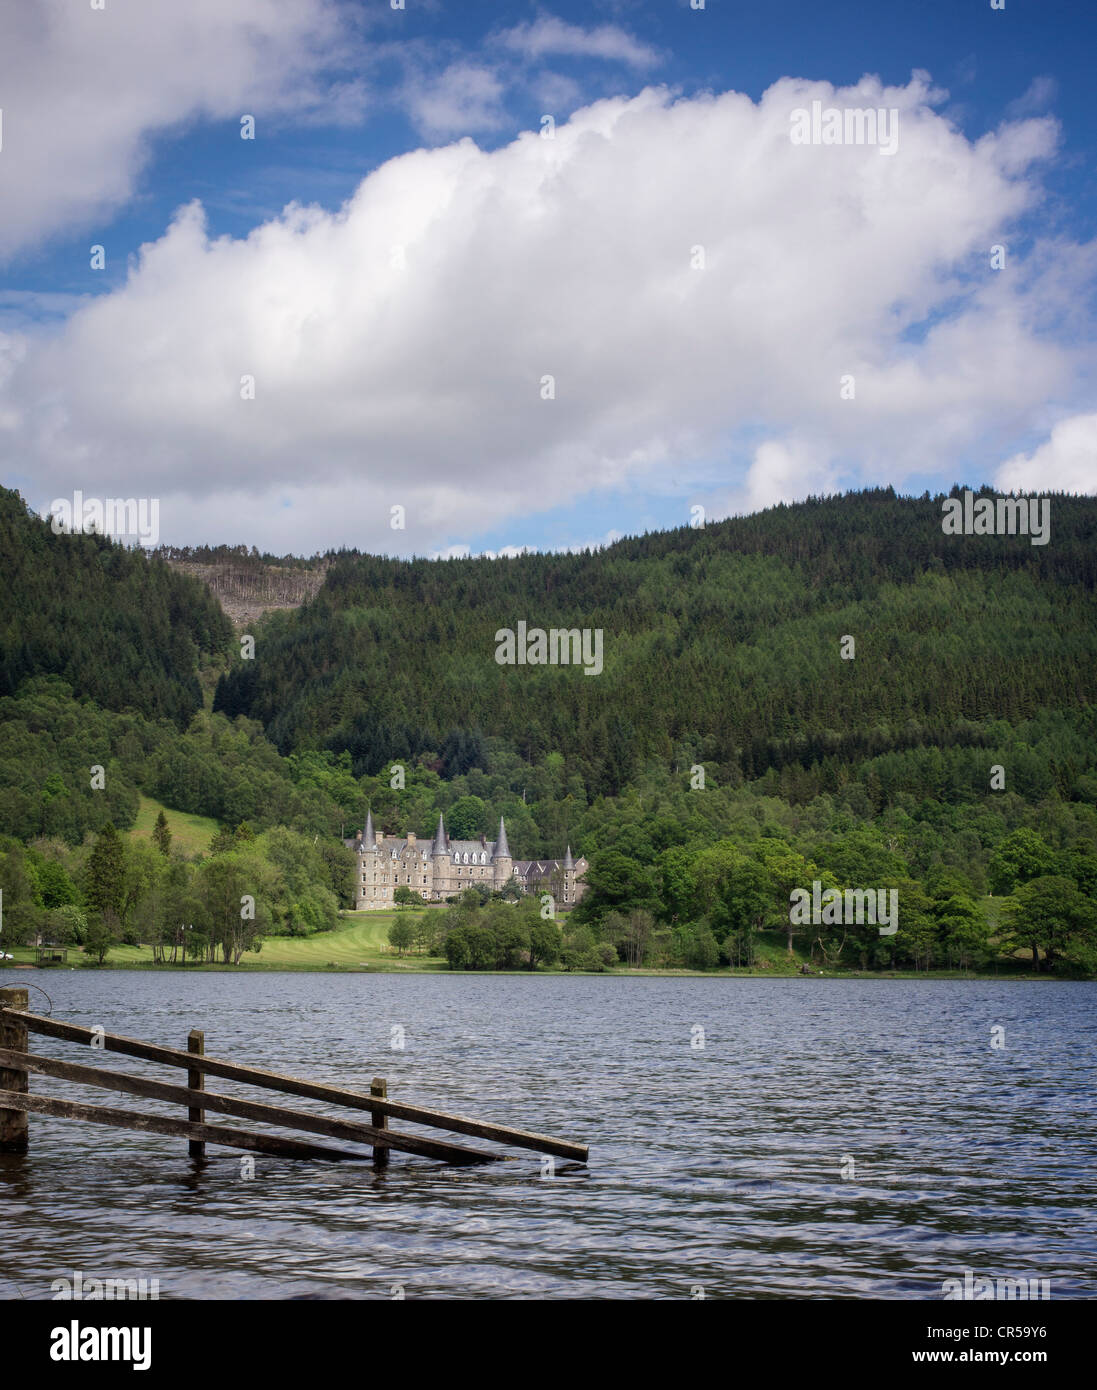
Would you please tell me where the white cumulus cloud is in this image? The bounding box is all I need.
[1,74,1091,554]
[706,439,842,519]
[0,0,359,263]
[996,414,1097,494]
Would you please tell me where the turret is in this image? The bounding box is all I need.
[356,809,378,910]
[493,816,513,889]
[430,813,450,901]
[562,844,575,906]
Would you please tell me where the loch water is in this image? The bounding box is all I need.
[1,972,1094,1300]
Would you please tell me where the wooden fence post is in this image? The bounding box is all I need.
[0,987,29,1153]
[371,1077,389,1167]
[187,1030,205,1160]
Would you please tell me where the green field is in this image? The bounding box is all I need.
[127,794,218,857]
[239,911,448,970]
[4,909,447,972]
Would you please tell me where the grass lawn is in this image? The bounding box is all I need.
[127,794,218,857]
[3,909,446,971]
[238,910,447,971]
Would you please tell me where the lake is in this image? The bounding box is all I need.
[2,973,1094,1300]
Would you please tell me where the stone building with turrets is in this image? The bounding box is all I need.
[344,811,587,911]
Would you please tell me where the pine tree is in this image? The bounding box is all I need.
[152,809,172,857]
[85,823,125,920]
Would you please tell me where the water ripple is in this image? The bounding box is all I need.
[1,975,1093,1299]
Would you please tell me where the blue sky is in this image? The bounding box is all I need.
[1,0,1094,556]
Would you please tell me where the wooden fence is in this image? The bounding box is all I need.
[0,987,588,1167]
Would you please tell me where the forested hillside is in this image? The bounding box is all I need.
[0,489,231,725]
[214,487,1097,795]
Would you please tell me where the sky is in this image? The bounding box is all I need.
[0,0,1095,558]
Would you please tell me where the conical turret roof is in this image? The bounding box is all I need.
[432,813,448,853]
[495,817,510,858]
[364,808,376,849]
[564,844,574,870]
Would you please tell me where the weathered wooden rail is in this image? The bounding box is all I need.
[0,988,588,1167]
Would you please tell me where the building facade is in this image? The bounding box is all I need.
[345,811,587,911]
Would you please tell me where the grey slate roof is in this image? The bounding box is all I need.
[347,814,580,868]
[513,853,586,875]
[445,840,497,857]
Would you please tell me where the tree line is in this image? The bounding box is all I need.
[381,824,1096,975]
[0,814,352,966]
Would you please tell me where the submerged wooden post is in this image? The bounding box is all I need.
[0,987,29,1152]
[3,1008,589,1163]
[370,1077,389,1167]
[187,1030,205,1160]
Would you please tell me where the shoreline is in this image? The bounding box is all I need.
[2,964,1081,981]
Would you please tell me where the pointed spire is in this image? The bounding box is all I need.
[564,844,574,871]
[433,812,448,853]
[364,808,377,850]
[495,816,510,859]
